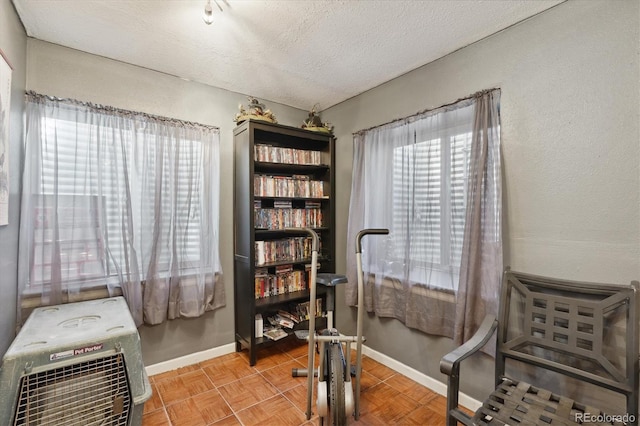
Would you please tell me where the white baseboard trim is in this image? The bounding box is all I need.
[145,343,236,376]
[362,345,482,412]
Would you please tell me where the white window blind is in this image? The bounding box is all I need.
[449,132,472,267]
[391,132,471,274]
[392,138,442,264]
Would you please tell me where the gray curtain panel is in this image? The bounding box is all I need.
[346,89,501,342]
[18,92,225,326]
[454,90,502,347]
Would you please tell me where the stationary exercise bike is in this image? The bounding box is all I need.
[289,227,389,425]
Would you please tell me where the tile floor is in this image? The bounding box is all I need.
[142,337,455,425]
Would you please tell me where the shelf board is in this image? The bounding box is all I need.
[254,162,329,174]
[254,196,329,202]
[255,288,328,308]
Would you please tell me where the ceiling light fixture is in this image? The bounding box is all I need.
[203,0,223,25]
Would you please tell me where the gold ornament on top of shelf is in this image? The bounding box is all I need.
[234,96,277,124]
[301,104,333,134]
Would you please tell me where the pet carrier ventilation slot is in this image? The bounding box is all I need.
[0,297,151,425]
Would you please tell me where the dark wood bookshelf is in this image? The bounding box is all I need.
[233,120,336,366]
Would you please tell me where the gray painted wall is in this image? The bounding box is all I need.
[25,40,308,365]
[0,1,27,357]
[9,0,640,405]
[325,0,639,400]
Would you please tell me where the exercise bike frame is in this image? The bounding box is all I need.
[285,227,388,423]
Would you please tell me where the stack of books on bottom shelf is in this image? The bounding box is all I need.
[259,300,325,341]
[263,328,288,341]
[267,311,298,330]
[258,311,299,341]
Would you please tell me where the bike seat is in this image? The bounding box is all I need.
[316,273,348,286]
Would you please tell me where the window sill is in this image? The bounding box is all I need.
[364,271,457,304]
[20,270,221,321]
[407,282,456,303]
[20,282,123,321]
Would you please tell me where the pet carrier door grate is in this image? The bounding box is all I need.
[14,353,131,426]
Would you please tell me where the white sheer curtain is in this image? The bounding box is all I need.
[18,92,225,326]
[346,89,501,342]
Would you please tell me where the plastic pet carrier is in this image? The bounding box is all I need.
[0,296,151,425]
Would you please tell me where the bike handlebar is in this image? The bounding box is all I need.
[281,227,388,254]
[356,228,389,253]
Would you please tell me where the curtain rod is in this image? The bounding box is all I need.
[353,87,500,136]
[25,91,220,132]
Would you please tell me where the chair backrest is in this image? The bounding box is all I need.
[496,269,639,415]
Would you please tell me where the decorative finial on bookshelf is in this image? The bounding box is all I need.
[234,96,277,124]
[302,104,333,134]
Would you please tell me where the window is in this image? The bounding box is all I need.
[357,104,476,291]
[346,89,502,341]
[31,118,207,286]
[20,93,224,325]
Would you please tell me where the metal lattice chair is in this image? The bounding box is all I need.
[440,268,639,426]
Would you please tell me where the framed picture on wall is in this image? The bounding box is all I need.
[0,49,12,226]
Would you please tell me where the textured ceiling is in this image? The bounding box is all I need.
[13,0,563,110]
